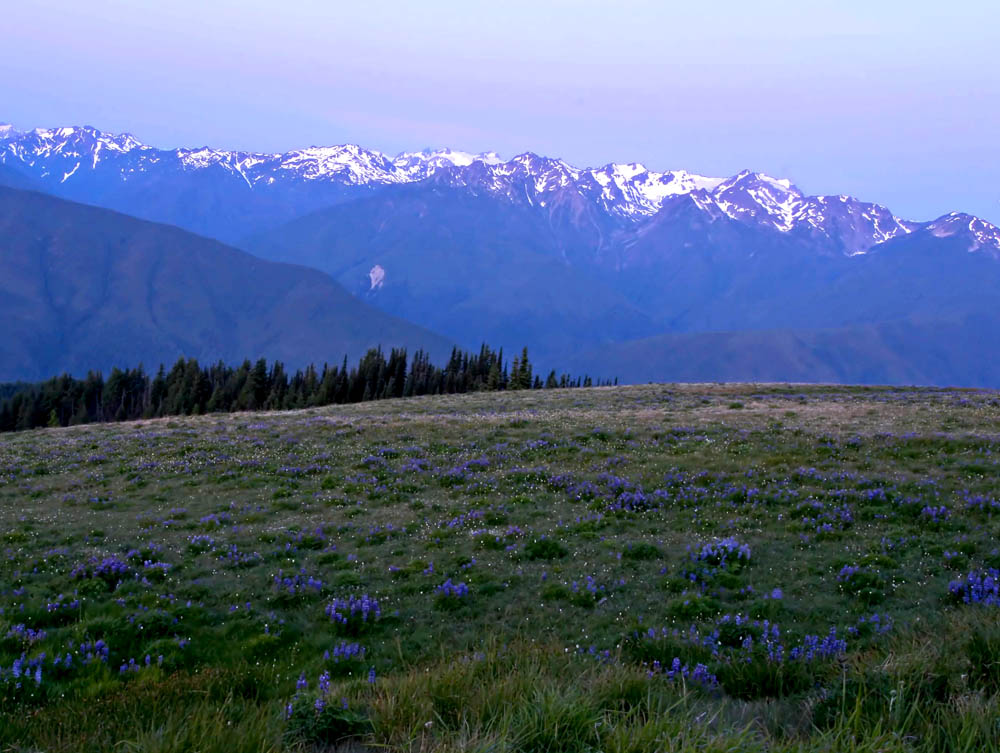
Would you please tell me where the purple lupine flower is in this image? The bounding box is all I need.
[920,505,950,524]
[949,569,1000,606]
[325,595,381,625]
[836,565,860,582]
[435,579,470,598]
[694,537,751,568]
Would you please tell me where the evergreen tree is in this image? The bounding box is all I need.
[0,342,606,432]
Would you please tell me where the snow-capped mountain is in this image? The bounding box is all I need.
[682,171,919,256]
[429,152,727,222]
[925,213,1000,258]
[0,125,403,187]
[392,148,504,179]
[0,124,729,223]
[1,122,998,259]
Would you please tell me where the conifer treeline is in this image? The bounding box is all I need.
[0,345,613,432]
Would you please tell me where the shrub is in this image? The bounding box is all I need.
[285,700,372,746]
[524,539,569,561]
[622,542,661,561]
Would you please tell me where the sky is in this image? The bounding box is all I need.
[2,0,998,223]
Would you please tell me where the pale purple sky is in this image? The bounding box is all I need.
[2,0,998,223]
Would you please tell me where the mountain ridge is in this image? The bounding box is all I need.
[4,122,997,256]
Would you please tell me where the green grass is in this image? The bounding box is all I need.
[1,383,1000,751]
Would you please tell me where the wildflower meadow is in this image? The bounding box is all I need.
[2,383,1000,752]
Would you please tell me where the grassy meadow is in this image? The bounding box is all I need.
[2,383,1000,752]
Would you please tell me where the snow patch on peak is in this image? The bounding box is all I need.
[927,213,1000,255]
[928,212,974,238]
[712,170,804,231]
[703,172,916,254]
[582,164,724,218]
[760,174,794,191]
[716,170,800,196]
[608,162,647,181]
[368,264,386,291]
[392,148,504,179]
[60,163,81,183]
[429,149,477,167]
[178,147,226,169]
[798,196,915,255]
[106,132,143,153]
[687,173,727,192]
[278,144,398,183]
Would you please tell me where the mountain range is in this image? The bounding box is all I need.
[2,122,999,385]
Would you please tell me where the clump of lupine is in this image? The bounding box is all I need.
[1,637,112,697]
[5,624,47,645]
[846,613,894,638]
[636,616,850,665]
[837,565,860,582]
[325,595,381,633]
[647,657,718,690]
[218,544,262,568]
[284,669,371,745]
[920,505,950,524]
[70,556,130,585]
[627,612,853,698]
[963,492,1000,514]
[323,641,366,668]
[187,534,215,553]
[77,639,111,664]
[199,512,233,528]
[949,569,1000,606]
[273,569,325,596]
[1,654,43,690]
[789,629,848,662]
[45,593,80,614]
[118,654,164,674]
[434,579,470,610]
[571,575,606,597]
[693,537,751,569]
[435,579,469,598]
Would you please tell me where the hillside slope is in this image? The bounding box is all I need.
[247,184,660,357]
[570,315,1000,387]
[0,187,453,380]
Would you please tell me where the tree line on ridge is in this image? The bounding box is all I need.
[0,345,613,432]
